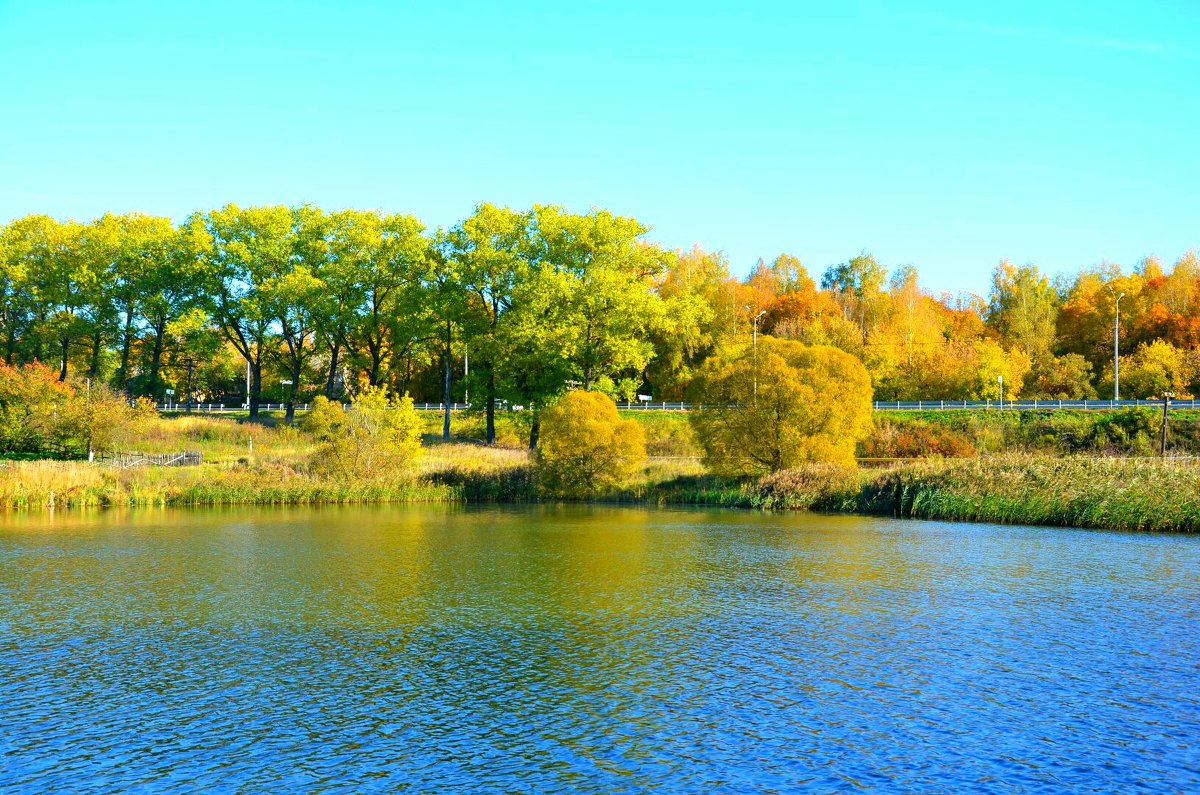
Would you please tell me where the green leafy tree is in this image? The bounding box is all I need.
[444,203,530,444]
[195,204,294,421]
[525,205,669,395]
[0,217,44,364]
[325,209,429,389]
[261,205,330,421]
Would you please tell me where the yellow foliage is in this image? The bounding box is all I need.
[973,339,1031,400]
[1117,340,1196,398]
[303,389,423,479]
[536,390,647,498]
[689,337,873,474]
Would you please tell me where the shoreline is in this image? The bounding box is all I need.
[2,456,1197,534]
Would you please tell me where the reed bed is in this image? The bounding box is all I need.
[630,456,1200,532]
[850,457,1200,533]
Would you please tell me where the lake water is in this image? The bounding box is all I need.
[1,506,1197,793]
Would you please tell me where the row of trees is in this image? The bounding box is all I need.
[3,204,1199,432]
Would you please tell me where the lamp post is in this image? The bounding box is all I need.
[998,374,1004,410]
[1113,292,1125,401]
[750,308,766,404]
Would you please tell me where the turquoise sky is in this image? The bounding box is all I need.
[1,0,1197,294]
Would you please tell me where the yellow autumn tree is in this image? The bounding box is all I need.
[303,388,423,478]
[1112,340,1196,399]
[689,337,873,474]
[536,390,647,498]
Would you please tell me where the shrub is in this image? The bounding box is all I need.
[861,420,976,459]
[303,388,423,478]
[0,363,134,459]
[689,337,873,474]
[536,390,646,498]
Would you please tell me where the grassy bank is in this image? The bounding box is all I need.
[868,408,1200,458]
[640,457,1200,533]
[4,411,1199,533]
[0,442,530,509]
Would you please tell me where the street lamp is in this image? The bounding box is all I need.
[998,374,1004,410]
[748,307,767,404]
[1113,291,1126,401]
[752,309,766,351]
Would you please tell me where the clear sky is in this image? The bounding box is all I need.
[1,0,1197,295]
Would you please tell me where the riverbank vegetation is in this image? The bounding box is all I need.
[644,458,1200,534]
[2,374,1197,532]
[5,202,1200,534]
[5,204,1200,444]
[6,450,1192,533]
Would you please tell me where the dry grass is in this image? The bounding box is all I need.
[118,414,316,464]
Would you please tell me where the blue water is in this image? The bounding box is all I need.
[1,506,1198,793]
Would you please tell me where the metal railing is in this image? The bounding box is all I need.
[156,402,473,413]
[156,398,1199,414]
[870,399,1200,411]
[103,450,202,468]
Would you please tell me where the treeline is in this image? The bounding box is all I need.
[2,203,1199,433]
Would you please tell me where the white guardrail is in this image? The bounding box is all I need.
[156,399,1200,413]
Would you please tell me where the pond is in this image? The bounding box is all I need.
[1,506,1197,792]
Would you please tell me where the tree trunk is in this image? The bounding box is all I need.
[528,412,540,450]
[325,340,340,398]
[285,354,301,423]
[117,300,135,390]
[248,355,262,421]
[89,331,103,378]
[368,345,382,386]
[59,337,70,381]
[486,368,496,445]
[147,322,166,397]
[442,319,452,441]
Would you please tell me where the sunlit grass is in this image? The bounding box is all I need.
[5,409,1199,533]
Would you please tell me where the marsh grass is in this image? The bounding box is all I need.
[850,456,1200,533]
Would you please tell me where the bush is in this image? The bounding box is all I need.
[861,420,976,459]
[689,337,873,474]
[536,391,646,499]
[303,388,423,479]
[0,363,134,459]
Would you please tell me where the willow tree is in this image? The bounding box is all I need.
[689,337,873,474]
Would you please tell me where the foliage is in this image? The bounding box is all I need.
[5,203,1200,413]
[860,420,977,459]
[689,337,873,474]
[303,389,423,478]
[1109,339,1197,399]
[0,363,133,458]
[535,390,647,498]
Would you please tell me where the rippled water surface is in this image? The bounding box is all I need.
[1,506,1198,793]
